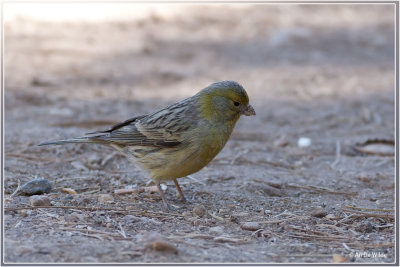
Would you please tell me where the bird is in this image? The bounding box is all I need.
[39,80,256,210]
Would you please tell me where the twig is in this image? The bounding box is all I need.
[336,214,356,224]
[347,242,395,248]
[287,226,350,239]
[208,211,224,221]
[60,227,131,240]
[342,243,353,251]
[114,186,158,195]
[285,183,357,195]
[286,233,350,241]
[4,205,130,212]
[186,175,206,186]
[255,216,300,224]
[374,224,393,229]
[5,204,185,217]
[174,233,215,240]
[81,189,101,195]
[76,232,104,241]
[330,140,341,168]
[10,179,22,198]
[101,152,118,166]
[345,205,394,212]
[341,209,394,219]
[117,222,127,238]
[230,149,249,165]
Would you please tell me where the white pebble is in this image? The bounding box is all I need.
[298,137,312,147]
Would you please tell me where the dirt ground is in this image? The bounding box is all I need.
[3,3,396,264]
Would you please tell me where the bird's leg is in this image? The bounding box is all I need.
[173,178,186,203]
[156,181,173,211]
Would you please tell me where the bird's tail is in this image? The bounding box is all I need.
[38,137,94,146]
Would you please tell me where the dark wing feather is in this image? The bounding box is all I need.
[86,115,147,135]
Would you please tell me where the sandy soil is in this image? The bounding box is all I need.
[3,4,396,264]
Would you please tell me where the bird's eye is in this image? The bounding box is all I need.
[234,101,240,107]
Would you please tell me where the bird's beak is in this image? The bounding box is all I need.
[241,104,256,116]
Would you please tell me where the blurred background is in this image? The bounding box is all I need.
[4,3,395,141]
[4,3,396,263]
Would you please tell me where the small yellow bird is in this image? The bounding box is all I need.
[40,81,256,210]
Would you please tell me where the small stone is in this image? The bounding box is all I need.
[29,195,51,206]
[20,178,52,196]
[333,254,347,263]
[98,194,113,202]
[298,137,312,147]
[152,240,178,254]
[311,209,328,218]
[192,204,206,217]
[241,222,262,231]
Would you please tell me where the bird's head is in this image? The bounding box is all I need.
[198,81,256,123]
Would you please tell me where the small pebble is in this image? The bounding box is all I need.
[152,240,178,254]
[241,222,262,231]
[97,194,113,202]
[20,178,52,196]
[29,195,51,206]
[298,137,311,147]
[333,254,347,263]
[192,204,206,217]
[311,209,328,218]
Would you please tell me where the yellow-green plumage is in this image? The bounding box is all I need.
[39,80,255,209]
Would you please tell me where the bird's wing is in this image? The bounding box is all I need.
[87,96,199,148]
